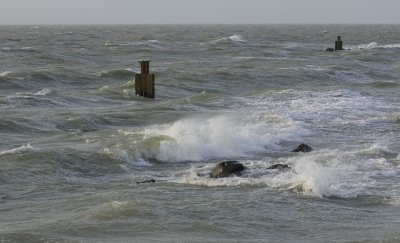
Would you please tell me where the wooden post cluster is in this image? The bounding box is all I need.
[135,60,155,98]
[335,36,343,50]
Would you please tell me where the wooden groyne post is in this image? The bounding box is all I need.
[335,36,343,50]
[135,60,155,98]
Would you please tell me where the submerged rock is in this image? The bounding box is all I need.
[136,179,156,184]
[267,163,290,170]
[291,143,313,152]
[209,161,245,178]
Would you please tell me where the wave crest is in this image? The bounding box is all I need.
[0,144,37,156]
[141,113,309,162]
[357,42,400,50]
[100,69,135,79]
[209,34,246,45]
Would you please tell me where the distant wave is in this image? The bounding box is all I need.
[104,40,162,49]
[10,88,53,97]
[1,46,37,52]
[356,42,400,50]
[100,69,135,79]
[34,88,52,96]
[0,71,13,77]
[228,34,246,43]
[208,34,246,45]
[0,144,37,156]
[367,81,400,89]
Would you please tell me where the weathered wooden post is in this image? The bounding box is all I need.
[335,36,343,50]
[135,60,155,98]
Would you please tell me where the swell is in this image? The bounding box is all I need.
[0,118,49,134]
[366,80,400,89]
[54,113,113,132]
[99,68,135,79]
[0,146,129,185]
[0,68,97,91]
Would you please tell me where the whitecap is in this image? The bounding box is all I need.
[104,42,120,47]
[208,34,246,45]
[99,68,135,78]
[381,43,400,48]
[147,39,160,44]
[142,112,309,162]
[34,88,52,96]
[20,47,34,51]
[0,144,37,156]
[358,42,379,50]
[0,71,13,77]
[356,42,400,50]
[228,34,246,43]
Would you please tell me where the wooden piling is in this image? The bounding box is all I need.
[335,36,343,50]
[135,61,155,98]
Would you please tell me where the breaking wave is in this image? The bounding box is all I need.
[99,69,135,79]
[0,71,13,77]
[0,144,37,156]
[208,34,246,45]
[139,112,309,162]
[356,42,400,50]
[170,144,399,202]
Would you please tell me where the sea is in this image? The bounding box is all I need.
[1,25,400,243]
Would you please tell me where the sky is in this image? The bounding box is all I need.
[0,0,399,25]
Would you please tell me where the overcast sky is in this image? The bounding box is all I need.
[1,0,399,25]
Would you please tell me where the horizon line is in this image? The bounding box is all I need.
[1,22,400,26]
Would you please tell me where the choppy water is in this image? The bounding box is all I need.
[1,25,400,242]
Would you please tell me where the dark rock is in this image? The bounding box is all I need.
[267,164,290,170]
[136,179,156,184]
[209,161,245,178]
[325,48,335,52]
[291,143,313,152]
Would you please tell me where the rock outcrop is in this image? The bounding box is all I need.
[209,161,245,178]
[291,143,313,152]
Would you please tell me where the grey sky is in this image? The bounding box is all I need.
[1,0,399,25]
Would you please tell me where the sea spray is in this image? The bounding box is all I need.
[142,112,309,162]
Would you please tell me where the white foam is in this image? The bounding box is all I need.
[0,144,37,156]
[358,42,379,50]
[381,44,400,48]
[356,42,400,50]
[0,71,13,77]
[34,88,52,96]
[228,34,246,43]
[147,40,160,44]
[251,89,390,125]
[20,47,33,51]
[287,158,359,197]
[142,113,309,162]
[209,34,246,44]
[170,142,400,201]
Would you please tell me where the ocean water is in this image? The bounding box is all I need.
[1,25,400,242]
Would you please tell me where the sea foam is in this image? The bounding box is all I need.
[0,71,13,77]
[0,144,37,156]
[209,34,246,45]
[356,42,400,50]
[142,112,309,162]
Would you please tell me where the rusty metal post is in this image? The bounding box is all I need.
[135,60,155,98]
